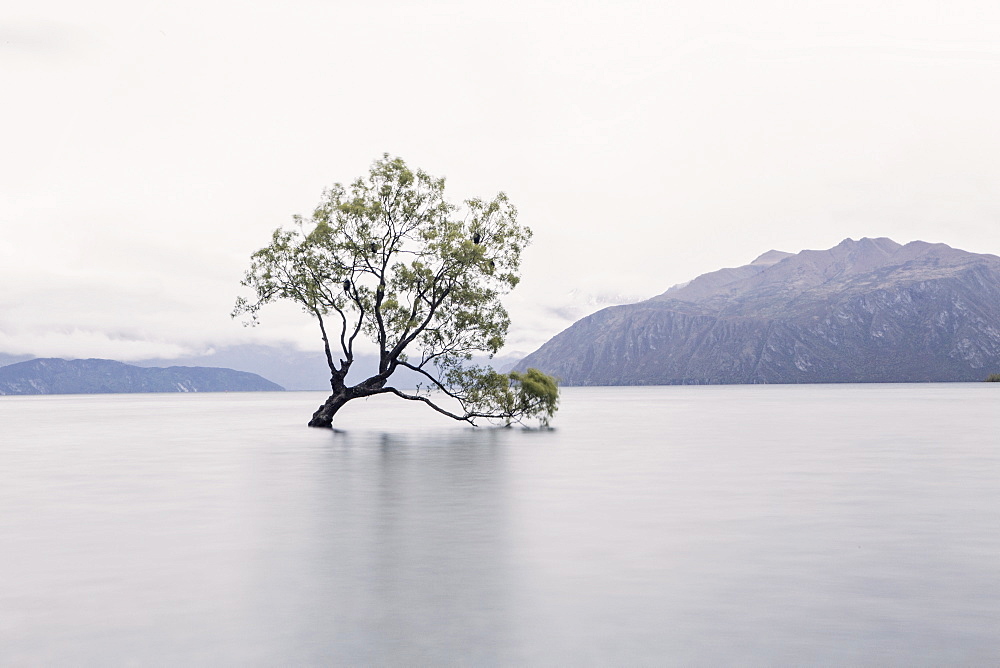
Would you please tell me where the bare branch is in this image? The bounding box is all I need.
[379,387,474,423]
[315,313,337,377]
[397,360,467,401]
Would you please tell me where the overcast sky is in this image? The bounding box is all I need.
[3,0,1000,361]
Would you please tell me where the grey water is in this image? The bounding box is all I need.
[1,384,999,665]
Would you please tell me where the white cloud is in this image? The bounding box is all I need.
[0,327,194,360]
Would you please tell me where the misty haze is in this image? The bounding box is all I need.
[5,0,1000,664]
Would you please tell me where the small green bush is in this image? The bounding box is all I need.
[987,373,1000,382]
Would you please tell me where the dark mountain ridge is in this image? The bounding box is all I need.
[517,238,1000,385]
[0,358,284,395]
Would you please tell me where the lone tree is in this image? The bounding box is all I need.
[234,155,559,428]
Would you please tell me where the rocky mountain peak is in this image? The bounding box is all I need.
[654,237,999,316]
[749,249,794,266]
[517,238,1000,385]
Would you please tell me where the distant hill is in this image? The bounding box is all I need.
[134,345,333,391]
[129,345,522,391]
[0,353,34,368]
[0,346,523,393]
[0,358,284,395]
[517,238,1000,385]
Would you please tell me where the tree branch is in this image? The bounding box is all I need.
[374,387,529,427]
[315,312,337,377]
[397,360,468,402]
[387,284,452,361]
[379,387,473,423]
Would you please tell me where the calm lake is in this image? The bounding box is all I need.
[2,384,999,665]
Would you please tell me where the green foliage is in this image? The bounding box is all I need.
[234,154,559,427]
[987,373,1000,382]
[508,368,560,427]
[438,365,560,428]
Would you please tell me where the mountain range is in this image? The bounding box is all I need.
[0,358,284,395]
[517,238,1000,384]
[0,349,522,394]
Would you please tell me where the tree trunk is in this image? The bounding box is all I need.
[308,391,352,428]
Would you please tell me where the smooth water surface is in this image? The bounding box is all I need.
[2,384,999,665]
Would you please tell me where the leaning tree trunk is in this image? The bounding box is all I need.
[308,391,353,428]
